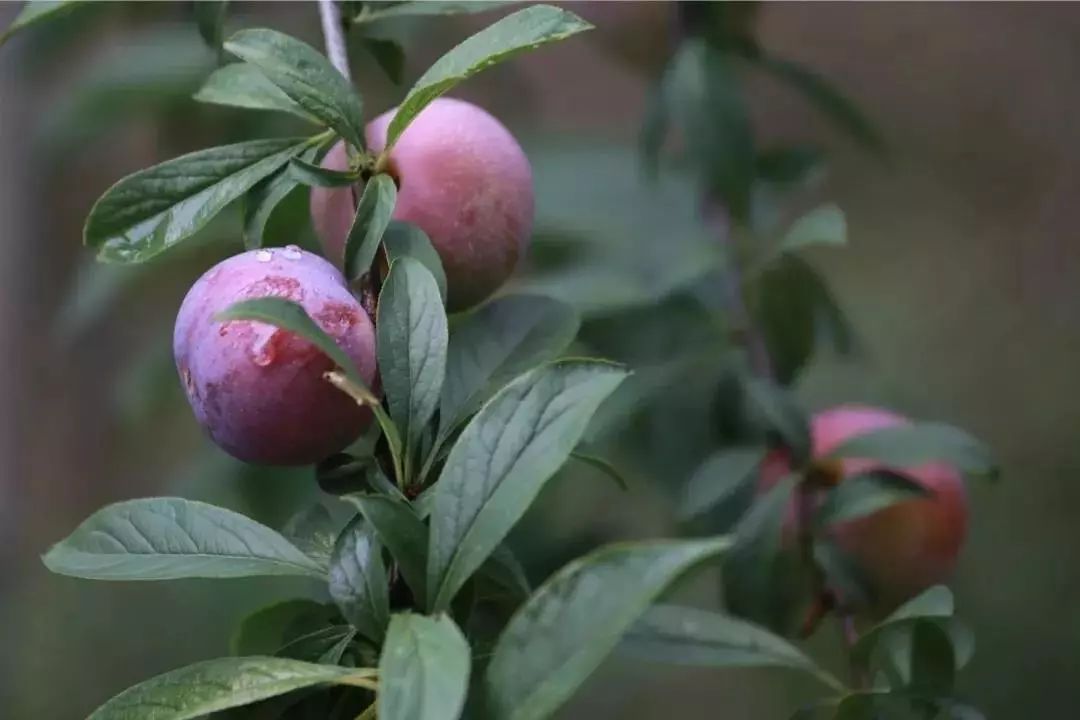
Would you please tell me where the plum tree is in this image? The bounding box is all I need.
[311,97,534,311]
[762,405,969,615]
[173,247,378,466]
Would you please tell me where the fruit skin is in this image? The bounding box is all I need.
[173,248,377,466]
[761,405,968,615]
[311,97,535,311]
[309,140,355,267]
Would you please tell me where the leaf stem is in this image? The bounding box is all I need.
[339,674,379,691]
[318,0,351,81]
[324,370,405,485]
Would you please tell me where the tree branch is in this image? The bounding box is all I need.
[317,0,351,80]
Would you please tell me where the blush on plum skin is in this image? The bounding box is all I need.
[311,97,535,312]
[173,247,378,466]
[761,405,969,616]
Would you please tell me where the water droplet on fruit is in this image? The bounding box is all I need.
[283,245,303,260]
[250,326,282,367]
[255,249,274,263]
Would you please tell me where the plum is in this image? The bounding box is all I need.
[762,405,968,615]
[311,97,534,311]
[174,247,377,466]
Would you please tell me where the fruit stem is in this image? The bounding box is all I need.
[318,0,351,80]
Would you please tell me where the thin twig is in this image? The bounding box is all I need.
[705,201,773,378]
[318,0,351,80]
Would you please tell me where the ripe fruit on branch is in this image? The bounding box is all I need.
[762,405,968,615]
[173,247,377,466]
[311,97,534,311]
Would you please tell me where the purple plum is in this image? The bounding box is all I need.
[173,247,377,466]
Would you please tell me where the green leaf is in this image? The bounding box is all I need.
[289,156,362,187]
[569,451,629,492]
[781,204,847,252]
[194,62,320,123]
[41,497,324,581]
[85,137,312,263]
[947,619,976,670]
[384,4,592,149]
[624,605,844,692]
[383,221,447,302]
[871,618,970,694]
[377,257,448,456]
[815,470,929,527]
[224,28,365,149]
[413,485,436,520]
[379,614,471,720]
[439,294,580,438]
[230,601,355,664]
[86,656,375,720]
[722,474,808,634]
[485,537,730,720]
[678,446,765,520]
[345,494,429,605]
[230,599,330,656]
[886,585,955,623]
[278,625,356,664]
[1,0,85,47]
[826,422,999,481]
[362,36,405,85]
[328,515,390,643]
[478,544,531,601]
[282,502,340,570]
[751,254,857,385]
[345,173,398,281]
[353,0,520,23]
[243,145,318,250]
[427,360,628,611]
[664,39,755,219]
[319,627,358,665]
[752,260,814,386]
[852,586,956,666]
[754,55,885,155]
[743,378,812,462]
[215,297,374,400]
[194,0,229,50]
[908,621,956,696]
[315,452,376,496]
[521,142,720,316]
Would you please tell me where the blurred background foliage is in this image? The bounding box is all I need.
[1,1,1078,717]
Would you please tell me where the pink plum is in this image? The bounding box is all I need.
[761,405,968,615]
[311,97,534,311]
[174,247,377,466]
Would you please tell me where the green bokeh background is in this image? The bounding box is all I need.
[1,2,1075,717]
